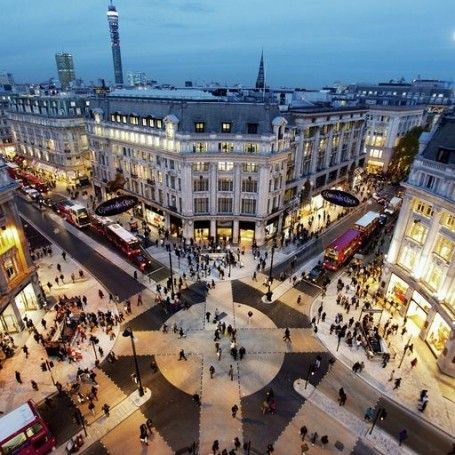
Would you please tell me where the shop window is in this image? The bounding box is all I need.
[406,221,428,245]
[4,258,17,281]
[433,235,454,262]
[424,262,444,291]
[427,313,450,356]
[398,244,417,271]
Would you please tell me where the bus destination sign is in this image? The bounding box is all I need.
[321,189,359,208]
[95,195,139,216]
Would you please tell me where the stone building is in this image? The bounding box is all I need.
[383,115,455,377]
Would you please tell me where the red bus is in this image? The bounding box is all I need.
[57,201,90,229]
[0,400,56,455]
[323,228,363,271]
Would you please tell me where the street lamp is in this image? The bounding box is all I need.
[168,250,175,295]
[41,359,55,386]
[122,327,144,396]
[398,336,413,369]
[89,335,99,361]
[368,407,387,435]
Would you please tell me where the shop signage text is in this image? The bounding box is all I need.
[321,189,359,208]
[95,195,138,216]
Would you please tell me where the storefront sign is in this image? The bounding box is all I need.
[95,195,138,216]
[321,189,359,208]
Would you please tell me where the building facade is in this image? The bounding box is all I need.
[365,105,424,173]
[87,90,366,245]
[6,95,91,184]
[107,2,124,86]
[0,93,15,155]
[0,158,41,334]
[383,116,455,377]
[55,52,76,90]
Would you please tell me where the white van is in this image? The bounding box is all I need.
[384,197,402,215]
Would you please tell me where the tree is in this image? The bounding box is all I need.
[388,126,423,182]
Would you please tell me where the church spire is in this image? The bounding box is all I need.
[255,50,265,90]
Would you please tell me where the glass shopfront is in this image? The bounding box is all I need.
[265,216,279,240]
[0,284,38,334]
[145,205,165,229]
[387,274,409,306]
[239,221,255,244]
[406,291,431,330]
[194,220,210,241]
[426,313,451,356]
[216,221,232,241]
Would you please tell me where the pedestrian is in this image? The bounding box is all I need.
[209,365,215,379]
[212,440,220,454]
[300,425,308,440]
[31,380,39,390]
[15,371,22,384]
[297,295,302,305]
[283,328,291,342]
[239,346,246,360]
[57,263,62,273]
[266,444,274,454]
[98,289,104,299]
[192,394,201,406]
[410,357,418,369]
[178,349,187,361]
[88,400,95,416]
[388,369,395,382]
[393,378,402,390]
[62,251,67,261]
[247,310,253,324]
[137,293,143,305]
[311,432,318,446]
[59,274,64,284]
[102,403,110,417]
[231,404,239,418]
[321,435,329,447]
[398,429,408,447]
[71,273,75,283]
[22,345,29,358]
[229,364,234,381]
[179,327,185,338]
[206,311,211,322]
[140,424,149,445]
[91,385,99,400]
[162,324,168,333]
[145,418,153,434]
[217,347,222,361]
[338,388,347,406]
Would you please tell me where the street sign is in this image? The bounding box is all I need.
[321,189,359,208]
[95,195,138,216]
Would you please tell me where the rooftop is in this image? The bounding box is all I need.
[109,88,221,101]
[421,115,455,166]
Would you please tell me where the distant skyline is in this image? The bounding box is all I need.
[1,0,455,88]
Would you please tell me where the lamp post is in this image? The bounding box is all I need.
[89,335,99,361]
[122,327,144,396]
[168,250,175,295]
[398,336,413,369]
[75,406,88,437]
[368,407,387,435]
[305,363,315,389]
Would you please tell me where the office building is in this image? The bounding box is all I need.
[86,89,366,245]
[0,158,41,334]
[364,105,424,173]
[55,52,76,90]
[107,2,124,86]
[383,115,455,377]
[127,71,147,87]
[7,95,91,184]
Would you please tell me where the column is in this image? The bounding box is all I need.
[386,194,413,264]
[255,221,265,246]
[210,219,216,240]
[310,132,319,175]
[437,251,455,300]
[233,220,239,245]
[209,163,217,214]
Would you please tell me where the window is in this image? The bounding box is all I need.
[194,198,209,214]
[193,143,207,153]
[441,213,455,232]
[192,162,209,172]
[218,161,234,171]
[433,235,454,262]
[4,258,17,280]
[221,122,232,133]
[218,198,233,213]
[247,123,258,134]
[424,262,444,291]
[130,115,139,125]
[242,163,258,173]
[425,174,438,190]
[218,179,233,191]
[241,179,258,193]
[413,200,433,217]
[407,221,428,245]
[219,142,234,153]
[193,178,209,192]
[245,143,258,154]
[241,198,256,214]
[195,122,205,133]
[398,244,418,271]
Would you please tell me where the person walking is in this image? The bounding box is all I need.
[229,365,234,381]
[61,251,67,261]
[338,388,347,406]
[140,424,149,445]
[231,404,239,418]
[22,345,29,358]
[283,328,291,343]
[217,347,222,361]
[300,425,308,440]
[393,378,402,390]
[239,346,246,360]
[102,403,110,417]
[410,357,418,369]
[15,371,22,384]
[31,380,39,391]
[212,440,220,454]
[88,400,95,416]
[209,365,215,379]
[178,349,187,361]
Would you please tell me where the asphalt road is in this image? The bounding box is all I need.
[17,197,145,301]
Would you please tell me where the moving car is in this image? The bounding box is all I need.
[307,264,327,284]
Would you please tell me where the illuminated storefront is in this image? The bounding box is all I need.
[406,291,431,330]
[386,274,409,307]
[427,313,451,356]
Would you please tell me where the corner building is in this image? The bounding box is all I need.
[0,158,41,334]
[87,90,366,245]
[383,116,455,377]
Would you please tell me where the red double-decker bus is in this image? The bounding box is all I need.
[323,228,363,271]
[0,401,56,455]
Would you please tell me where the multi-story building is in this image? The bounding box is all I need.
[127,71,147,87]
[383,115,455,377]
[107,2,124,86]
[55,52,76,90]
[0,92,15,156]
[0,158,41,334]
[364,105,424,173]
[7,94,91,184]
[87,89,366,245]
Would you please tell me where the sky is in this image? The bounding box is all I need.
[1,0,455,88]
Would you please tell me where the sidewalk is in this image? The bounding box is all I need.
[310,267,455,437]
